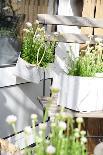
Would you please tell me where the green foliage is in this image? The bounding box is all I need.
[21,22,57,67]
[68,38,103,77]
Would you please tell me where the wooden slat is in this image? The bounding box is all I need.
[38,14,103,28]
[46,33,103,44]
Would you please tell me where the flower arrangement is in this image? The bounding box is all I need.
[21,21,57,67]
[6,89,87,155]
[68,37,103,77]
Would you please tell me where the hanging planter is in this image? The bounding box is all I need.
[57,37,103,112]
[15,21,57,83]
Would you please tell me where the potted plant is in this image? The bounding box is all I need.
[57,37,103,112]
[15,21,57,83]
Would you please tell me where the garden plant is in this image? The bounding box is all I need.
[6,88,87,155]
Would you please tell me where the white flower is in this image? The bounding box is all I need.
[76,117,83,124]
[74,132,80,138]
[35,20,39,24]
[58,121,66,130]
[46,145,56,154]
[23,28,30,33]
[24,126,32,135]
[95,37,103,43]
[6,115,17,125]
[80,130,86,136]
[31,114,37,120]
[26,22,32,28]
[35,34,41,39]
[74,128,80,133]
[39,123,47,130]
[86,40,90,45]
[81,137,87,144]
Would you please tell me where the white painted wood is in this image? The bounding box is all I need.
[57,73,103,112]
[52,0,80,88]
[0,66,27,88]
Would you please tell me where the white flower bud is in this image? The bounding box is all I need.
[58,121,66,130]
[26,22,32,28]
[74,128,80,133]
[23,28,30,33]
[6,115,17,125]
[80,130,86,136]
[39,123,47,130]
[46,145,56,154]
[24,126,32,135]
[35,20,39,24]
[76,117,83,124]
[81,137,87,144]
[74,132,80,138]
[86,40,90,45]
[31,114,37,120]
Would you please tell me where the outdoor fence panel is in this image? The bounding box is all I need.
[81,0,96,35]
[94,0,103,35]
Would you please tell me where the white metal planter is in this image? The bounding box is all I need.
[57,73,103,112]
[15,58,53,83]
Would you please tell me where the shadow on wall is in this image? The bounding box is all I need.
[70,0,83,16]
[0,91,14,138]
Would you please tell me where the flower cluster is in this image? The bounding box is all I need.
[68,37,103,77]
[21,21,58,67]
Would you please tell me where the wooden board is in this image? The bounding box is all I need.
[46,33,103,44]
[94,0,103,35]
[37,14,103,28]
[81,0,96,34]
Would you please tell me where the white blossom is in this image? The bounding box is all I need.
[26,22,32,28]
[23,28,30,33]
[86,40,91,45]
[31,114,37,120]
[58,121,66,130]
[46,145,56,154]
[24,126,32,135]
[80,130,86,136]
[35,20,39,24]
[74,132,80,138]
[6,115,17,125]
[74,128,80,133]
[81,137,87,144]
[39,123,47,130]
[76,117,83,124]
